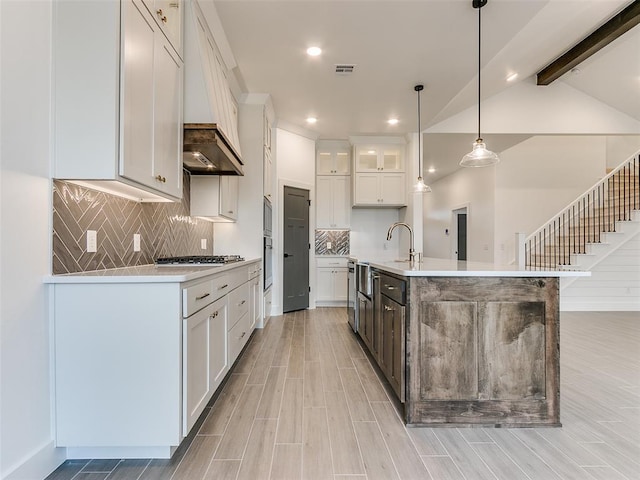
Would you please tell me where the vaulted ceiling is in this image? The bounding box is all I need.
[206,0,639,179]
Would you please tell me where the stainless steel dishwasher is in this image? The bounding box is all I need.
[347,258,358,332]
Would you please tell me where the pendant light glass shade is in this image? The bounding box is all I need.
[460,0,499,168]
[414,176,431,193]
[414,84,431,193]
[460,138,499,167]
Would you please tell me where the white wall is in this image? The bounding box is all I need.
[423,166,496,263]
[427,79,640,135]
[606,136,640,169]
[494,136,607,265]
[273,129,316,315]
[1,1,65,478]
[350,209,401,259]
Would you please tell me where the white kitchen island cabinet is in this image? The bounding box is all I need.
[53,0,183,202]
[46,259,260,459]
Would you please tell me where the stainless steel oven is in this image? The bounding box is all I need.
[264,236,273,290]
[263,198,273,291]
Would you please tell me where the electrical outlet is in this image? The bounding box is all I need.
[326,241,332,249]
[86,230,97,252]
[133,233,141,252]
[201,238,207,250]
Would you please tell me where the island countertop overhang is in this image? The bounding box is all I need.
[364,256,591,278]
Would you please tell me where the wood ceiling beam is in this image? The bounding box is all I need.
[536,0,640,86]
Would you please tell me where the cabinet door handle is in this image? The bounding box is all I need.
[384,305,393,311]
[156,9,167,23]
[239,300,246,306]
[384,284,396,290]
[240,331,246,339]
[195,292,210,300]
[155,174,166,183]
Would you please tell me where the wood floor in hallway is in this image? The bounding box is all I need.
[47,309,640,480]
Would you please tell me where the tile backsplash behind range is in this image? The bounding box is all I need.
[52,173,213,274]
[315,230,350,256]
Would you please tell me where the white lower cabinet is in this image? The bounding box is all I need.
[184,296,227,434]
[316,257,348,305]
[50,260,260,459]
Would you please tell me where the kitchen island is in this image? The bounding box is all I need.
[357,257,589,427]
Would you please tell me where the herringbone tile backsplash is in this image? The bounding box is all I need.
[53,173,214,274]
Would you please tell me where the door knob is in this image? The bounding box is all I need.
[284,253,293,258]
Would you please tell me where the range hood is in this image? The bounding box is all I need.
[183,124,244,176]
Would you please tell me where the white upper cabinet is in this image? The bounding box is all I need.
[316,176,350,228]
[317,146,350,175]
[190,175,239,222]
[141,0,183,55]
[354,145,404,172]
[183,1,242,158]
[53,0,183,202]
[351,139,406,207]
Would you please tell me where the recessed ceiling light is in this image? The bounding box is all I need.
[427,167,436,173]
[306,47,322,57]
[506,72,518,82]
[306,116,317,124]
[387,118,399,125]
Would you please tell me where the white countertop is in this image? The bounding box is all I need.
[365,257,591,278]
[44,258,261,284]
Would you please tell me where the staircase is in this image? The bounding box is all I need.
[525,153,640,276]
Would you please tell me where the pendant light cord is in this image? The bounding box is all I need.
[417,87,422,177]
[477,4,482,141]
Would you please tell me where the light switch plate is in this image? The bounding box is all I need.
[326,241,332,249]
[87,230,97,252]
[133,233,141,252]
[201,238,207,250]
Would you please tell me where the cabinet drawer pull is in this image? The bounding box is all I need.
[239,300,246,306]
[240,331,246,339]
[384,285,396,290]
[384,305,393,311]
[218,284,229,290]
[195,292,210,300]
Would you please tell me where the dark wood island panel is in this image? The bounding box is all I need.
[405,276,560,427]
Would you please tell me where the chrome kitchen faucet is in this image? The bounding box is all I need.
[386,222,419,264]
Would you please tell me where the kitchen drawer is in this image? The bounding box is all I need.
[183,279,215,318]
[316,257,348,268]
[248,262,261,280]
[228,311,251,365]
[228,281,250,330]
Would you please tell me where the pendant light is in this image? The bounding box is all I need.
[413,84,431,193]
[460,0,500,168]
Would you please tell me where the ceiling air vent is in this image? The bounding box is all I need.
[335,64,356,75]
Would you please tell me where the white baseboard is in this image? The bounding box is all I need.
[3,441,65,480]
[561,300,640,312]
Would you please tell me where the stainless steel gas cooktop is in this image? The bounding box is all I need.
[155,255,244,266]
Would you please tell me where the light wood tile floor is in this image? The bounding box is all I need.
[47,309,640,480]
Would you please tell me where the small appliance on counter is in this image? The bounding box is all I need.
[155,255,244,266]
